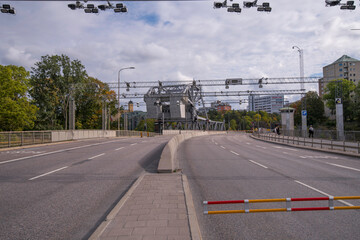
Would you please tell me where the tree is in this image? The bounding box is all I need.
[30,54,87,130]
[323,79,356,121]
[75,77,117,129]
[0,65,38,131]
[354,82,360,125]
[291,91,325,126]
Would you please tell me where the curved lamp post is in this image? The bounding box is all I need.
[118,67,135,131]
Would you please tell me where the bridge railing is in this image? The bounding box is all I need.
[253,133,360,154]
[0,131,52,148]
[0,130,159,149]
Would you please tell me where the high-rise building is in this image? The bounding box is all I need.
[248,95,284,114]
[319,55,360,97]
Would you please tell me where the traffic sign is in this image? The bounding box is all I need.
[335,98,342,104]
[301,110,307,116]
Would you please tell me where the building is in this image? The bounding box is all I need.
[248,95,284,114]
[319,55,360,97]
[215,102,231,112]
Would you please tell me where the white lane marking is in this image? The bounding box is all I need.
[325,162,360,172]
[282,152,290,155]
[0,139,124,165]
[29,166,68,181]
[214,142,218,145]
[220,146,226,149]
[299,156,307,159]
[274,146,282,149]
[130,143,138,146]
[294,180,353,206]
[88,153,105,160]
[246,143,250,145]
[230,151,239,156]
[283,148,298,152]
[115,147,124,151]
[249,160,268,169]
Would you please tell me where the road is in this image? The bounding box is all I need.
[179,133,360,240]
[0,136,171,240]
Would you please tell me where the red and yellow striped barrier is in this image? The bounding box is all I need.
[203,196,360,214]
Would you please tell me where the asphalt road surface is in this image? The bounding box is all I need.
[179,133,360,240]
[0,136,171,240]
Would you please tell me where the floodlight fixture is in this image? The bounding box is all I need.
[1,4,15,14]
[114,6,127,13]
[214,1,226,8]
[116,3,124,8]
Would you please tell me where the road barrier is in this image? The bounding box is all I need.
[203,196,360,214]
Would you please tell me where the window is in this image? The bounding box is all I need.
[339,68,342,72]
[340,74,343,77]
[339,63,342,66]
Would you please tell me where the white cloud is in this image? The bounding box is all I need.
[1,0,360,110]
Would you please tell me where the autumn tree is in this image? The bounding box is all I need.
[0,65,38,131]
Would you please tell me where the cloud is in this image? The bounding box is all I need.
[1,0,360,110]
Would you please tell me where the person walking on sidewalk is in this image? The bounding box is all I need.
[308,125,314,138]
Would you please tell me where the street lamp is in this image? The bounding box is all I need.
[118,67,135,131]
[292,46,307,137]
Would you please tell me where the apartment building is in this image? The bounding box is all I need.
[319,55,360,97]
[248,95,284,114]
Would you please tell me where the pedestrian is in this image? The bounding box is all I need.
[308,125,314,138]
[275,126,280,135]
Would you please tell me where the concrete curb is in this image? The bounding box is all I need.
[250,135,360,158]
[158,132,225,173]
[182,174,202,240]
[88,173,146,240]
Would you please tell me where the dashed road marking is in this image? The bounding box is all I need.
[115,147,124,151]
[249,160,268,169]
[230,151,239,156]
[89,153,105,160]
[29,166,68,181]
[220,146,226,149]
[325,162,360,172]
[130,143,138,146]
[294,180,353,206]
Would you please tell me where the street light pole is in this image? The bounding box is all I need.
[292,46,307,137]
[118,67,135,131]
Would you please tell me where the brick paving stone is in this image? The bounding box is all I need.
[132,227,156,236]
[98,174,193,240]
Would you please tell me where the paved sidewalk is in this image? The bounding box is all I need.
[93,173,197,240]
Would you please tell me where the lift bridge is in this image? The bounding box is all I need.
[141,81,305,131]
[143,82,224,131]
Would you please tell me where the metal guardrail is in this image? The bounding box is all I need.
[254,133,360,154]
[0,131,52,148]
[203,196,360,214]
[279,129,360,142]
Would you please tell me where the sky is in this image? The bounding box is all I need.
[1,0,360,110]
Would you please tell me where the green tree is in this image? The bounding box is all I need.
[323,79,356,121]
[30,54,87,129]
[0,65,38,131]
[354,82,360,124]
[291,91,325,126]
